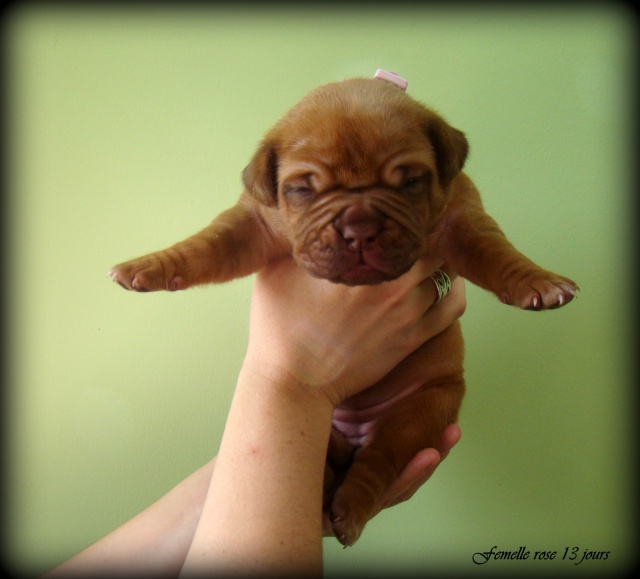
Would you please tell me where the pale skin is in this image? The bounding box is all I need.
[44,257,465,577]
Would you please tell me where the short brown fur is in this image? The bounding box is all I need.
[110,77,578,545]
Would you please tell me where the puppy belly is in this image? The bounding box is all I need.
[331,380,427,448]
[331,319,464,449]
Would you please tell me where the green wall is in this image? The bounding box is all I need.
[4,4,635,576]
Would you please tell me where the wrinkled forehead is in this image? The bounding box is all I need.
[277,109,434,184]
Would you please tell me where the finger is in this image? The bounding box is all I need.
[418,264,459,309]
[415,276,466,338]
[352,257,444,308]
[392,264,459,343]
[397,425,461,502]
[394,448,440,496]
[437,423,462,461]
[371,448,440,516]
[406,256,446,285]
[375,424,463,513]
[379,448,441,511]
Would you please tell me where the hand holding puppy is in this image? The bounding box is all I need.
[246,257,465,406]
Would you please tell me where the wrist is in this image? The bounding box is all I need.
[241,345,343,410]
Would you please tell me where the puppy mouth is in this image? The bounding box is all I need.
[301,247,416,286]
[337,253,404,285]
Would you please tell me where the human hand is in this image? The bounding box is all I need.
[371,423,462,513]
[321,424,461,537]
[246,257,466,406]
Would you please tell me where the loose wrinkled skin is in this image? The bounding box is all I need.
[109,77,578,545]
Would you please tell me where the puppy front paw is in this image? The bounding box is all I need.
[499,271,579,311]
[108,253,185,292]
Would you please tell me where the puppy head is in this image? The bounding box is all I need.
[242,78,468,285]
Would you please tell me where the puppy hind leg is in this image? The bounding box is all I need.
[324,428,356,510]
[329,381,464,547]
[330,443,410,547]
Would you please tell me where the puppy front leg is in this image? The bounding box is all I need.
[433,175,579,310]
[109,196,287,292]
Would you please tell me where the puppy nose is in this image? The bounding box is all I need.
[334,207,383,251]
[340,222,381,250]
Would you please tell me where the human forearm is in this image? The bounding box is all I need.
[43,458,215,577]
[179,360,333,576]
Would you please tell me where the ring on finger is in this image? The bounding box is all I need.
[430,269,452,302]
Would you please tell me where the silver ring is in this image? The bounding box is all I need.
[430,269,452,302]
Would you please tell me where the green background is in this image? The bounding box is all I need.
[4,4,636,576]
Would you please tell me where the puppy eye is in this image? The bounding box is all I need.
[285,185,312,195]
[283,183,314,200]
[404,177,421,187]
[403,175,428,191]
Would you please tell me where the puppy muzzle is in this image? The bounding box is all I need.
[295,199,423,285]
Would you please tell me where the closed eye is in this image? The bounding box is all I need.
[284,184,313,195]
[402,173,432,192]
[282,182,316,205]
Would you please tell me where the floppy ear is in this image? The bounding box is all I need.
[242,140,279,207]
[426,118,469,189]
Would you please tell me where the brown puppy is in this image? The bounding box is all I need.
[109,76,578,546]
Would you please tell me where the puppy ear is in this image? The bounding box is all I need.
[242,140,279,206]
[426,118,469,189]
